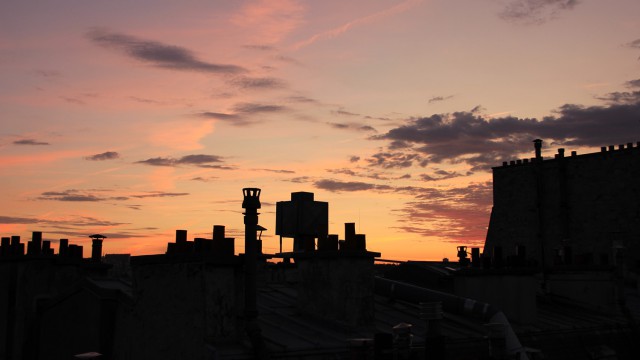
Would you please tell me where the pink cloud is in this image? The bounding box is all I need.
[232,0,305,44]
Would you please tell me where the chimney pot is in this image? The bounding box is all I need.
[533,139,543,159]
[176,229,187,243]
[213,225,225,241]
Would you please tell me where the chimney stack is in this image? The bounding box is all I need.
[533,139,543,160]
[89,234,106,262]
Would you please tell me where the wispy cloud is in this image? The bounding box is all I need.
[232,102,287,113]
[626,79,640,88]
[392,182,493,242]
[85,151,120,161]
[13,139,50,146]
[292,0,423,49]
[420,169,471,182]
[314,179,393,192]
[197,102,288,127]
[254,168,296,174]
[86,28,246,74]
[332,109,360,117]
[428,95,454,104]
[626,39,640,49]
[38,189,127,202]
[190,176,218,182]
[327,122,377,132]
[135,154,232,169]
[500,0,580,24]
[227,76,287,90]
[130,192,189,198]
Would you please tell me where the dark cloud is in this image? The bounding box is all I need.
[198,102,288,127]
[500,0,579,24]
[350,156,360,163]
[373,100,640,171]
[198,112,241,121]
[131,192,189,198]
[135,157,175,167]
[328,122,377,132]
[626,79,640,88]
[39,190,106,202]
[313,179,393,192]
[428,95,454,104]
[87,28,246,74]
[14,139,50,146]
[626,39,640,49]
[286,176,311,183]
[196,112,252,126]
[596,91,640,105]
[287,96,320,104]
[228,76,286,89]
[420,169,470,182]
[332,109,360,117]
[366,151,428,169]
[254,168,295,174]
[85,151,120,161]
[191,176,218,182]
[178,154,224,164]
[135,154,229,168]
[232,102,286,113]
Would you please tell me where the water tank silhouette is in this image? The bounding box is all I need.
[275,192,328,238]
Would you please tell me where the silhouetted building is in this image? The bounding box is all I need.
[485,140,640,272]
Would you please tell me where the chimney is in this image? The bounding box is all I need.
[0,237,9,257]
[42,241,53,255]
[59,239,69,257]
[533,139,543,160]
[242,188,267,357]
[32,231,43,255]
[11,236,23,256]
[89,234,106,262]
[344,223,356,250]
[557,148,565,158]
[471,247,480,267]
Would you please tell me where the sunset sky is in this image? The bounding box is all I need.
[1,0,639,260]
